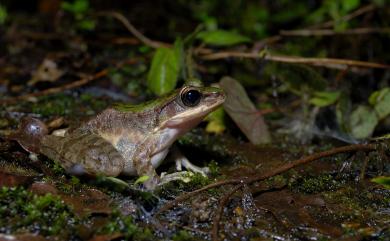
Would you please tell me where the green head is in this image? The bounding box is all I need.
[114,85,225,130]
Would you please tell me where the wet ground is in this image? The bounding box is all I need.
[0,6,389,241]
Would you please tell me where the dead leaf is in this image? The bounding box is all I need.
[219,76,271,144]
[61,188,113,217]
[0,171,34,187]
[29,182,59,195]
[28,58,64,86]
[89,233,123,241]
[0,234,48,241]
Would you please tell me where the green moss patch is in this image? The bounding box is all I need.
[0,187,78,236]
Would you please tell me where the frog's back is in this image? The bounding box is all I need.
[73,108,157,164]
[79,108,156,136]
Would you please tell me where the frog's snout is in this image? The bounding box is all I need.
[206,89,226,105]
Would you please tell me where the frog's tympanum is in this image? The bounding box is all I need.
[14,85,225,189]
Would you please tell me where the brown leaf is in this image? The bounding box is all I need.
[89,233,123,241]
[29,182,59,195]
[0,233,47,241]
[61,188,113,217]
[0,171,34,187]
[28,58,64,86]
[219,76,271,144]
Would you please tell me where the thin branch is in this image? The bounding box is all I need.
[245,144,376,184]
[308,4,377,29]
[211,184,244,241]
[0,70,108,105]
[200,52,390,70]
[280,28,390,37]
[155,179,239,215]
[156,143,377,215]
[96,11,169,49]
[254,4,376,50]
[97,11,388,72]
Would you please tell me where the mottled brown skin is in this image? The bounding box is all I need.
[35,85,225,189]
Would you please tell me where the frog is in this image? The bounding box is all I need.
[12,85,225,189]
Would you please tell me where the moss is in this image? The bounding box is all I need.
[289,173,342,194]
[31,94,76,117]
[28,93,109,117]
[266,174,288,187]
[98,210,154,240]
[158,172,214,198]
[208,160,220,177]
[79,93,108,112]
[0,187,78,236]
[188,172,212,188]
[172,230,196,241]
[323,187,363,216]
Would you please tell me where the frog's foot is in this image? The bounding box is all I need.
[142,174,160,190]
[159,171,194,186]
[175,156,210,177]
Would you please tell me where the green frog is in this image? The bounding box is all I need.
[13,85,225,189]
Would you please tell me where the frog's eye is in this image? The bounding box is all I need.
[181,89,202,107]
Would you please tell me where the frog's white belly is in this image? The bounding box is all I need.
[118,128,181,176]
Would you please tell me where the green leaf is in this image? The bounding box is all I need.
[369,87,390,120]
[197,30,251,46]
[349,105,378,139]
[135,175,150,185]
[0,4,7,25]
[205,107,226,134]
[147,46,180,96]
[371,176,390,189]
[77,19,95,30]
[61,0,90,14]
[309,91,341,107]
[103,176,130,187]
[341,0,360,12]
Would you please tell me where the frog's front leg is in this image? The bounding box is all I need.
[133,149,164,190]
[133,160,160,190]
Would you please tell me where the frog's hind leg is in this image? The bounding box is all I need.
[40,132,125,177]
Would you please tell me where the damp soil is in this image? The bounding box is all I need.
[0,4,389,241]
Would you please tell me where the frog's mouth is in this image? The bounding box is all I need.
[164,93,225,129]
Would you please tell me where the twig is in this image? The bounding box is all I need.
[0,69,108,105]
[280,28,390,37]
[308,4,376,30]
[200,52,390,70]
[211,184,244,241]
[247,144,376,185]
[156,143,377,215]
[96,11,169,49]
[97,11,388,72]
[253,4,376,52]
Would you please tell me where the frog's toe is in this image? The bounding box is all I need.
[183,160,210,177]
[142,175,160,190]
[175,156,210,177]
[197,167,210,177]
[159,171,193,186]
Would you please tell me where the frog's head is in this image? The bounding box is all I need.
[157,85,225,131]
